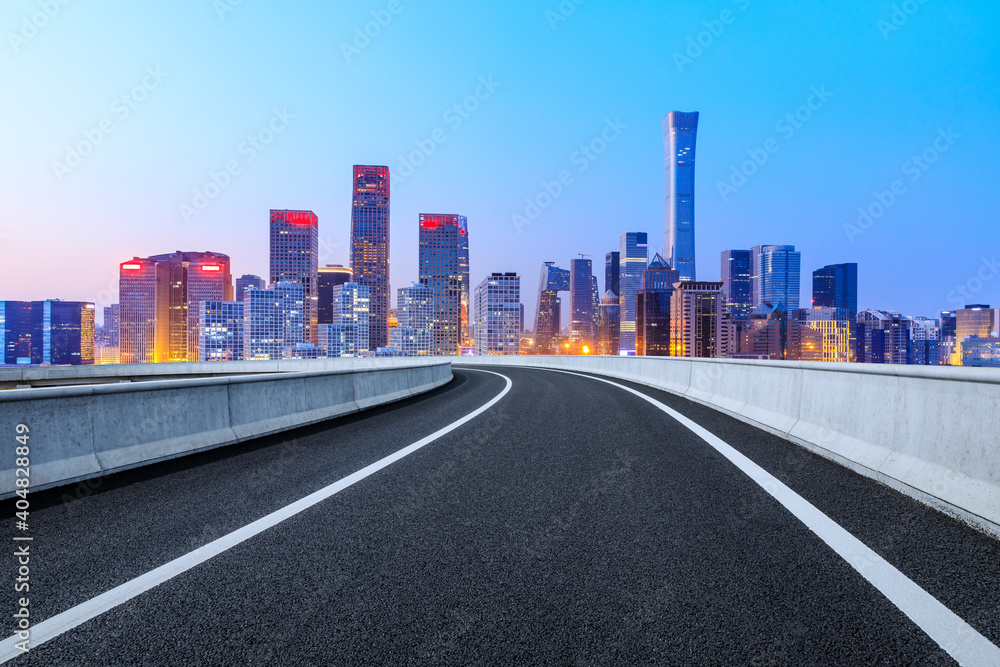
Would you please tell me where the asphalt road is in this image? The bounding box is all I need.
[2,366,998,665]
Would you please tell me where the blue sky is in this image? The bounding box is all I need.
[1,0,997,324]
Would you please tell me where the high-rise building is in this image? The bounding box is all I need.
[199,301,244,362]
[856,310,913,365]
[605,251,620,296]
[939,310,957,365]
[184,254,234,362]
[962,337,1000,367]
[274,281,305,351]
[664,111,699,282]
[619,232,649,354]
[952,305,998,365]
[243,287,285,361]
[319,282,370,357]
[270,210,319,345]
[636,254,679,357]
[317,265,353,325]
[597,292,621,356]
[119,259,157,364]
[458,224,471,347]
[102,304,120,347]
[670,281,723,358]
[533,262,570,355]
[419,213,468,356]
[751,245,801,312]
[813,263,858,318]
[350,166,390,350]
[909,316,940,366]
[235,275,265,302]
[389,283,432,356]
[569,258,596,345]
[474,273,521,356]
[0,301,95,366]
[792,307,855,363]
[720,250,752,317]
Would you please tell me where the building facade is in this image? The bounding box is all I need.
[751,244,801,312]
[813,263,858,318]
[569,258,596,345]
[350,166,390,350]
[533,262,570,355]
[270,209,319,345]
[319,282,370,357]
[670,281,723,358]
[0,301,95,366]
[235,275,265,302]
[856,310,913,365]
[243,288,286,361]
[199,301,244,362]
[419,213,468,356]
[618,232,649,354]
[635,254,679,357]
[389,283,432,356]
[721,250,752,317]
[474,273,521,356]
[664,111,699,282]
[605,251,620,296]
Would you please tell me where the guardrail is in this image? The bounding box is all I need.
[0,360,452,498]
[454,356,1000,539]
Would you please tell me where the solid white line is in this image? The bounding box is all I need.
[0,369,512,663]
[543,367,1000,667]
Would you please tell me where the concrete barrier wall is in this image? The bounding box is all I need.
[453,356,1000,538]
[0,360,452,498]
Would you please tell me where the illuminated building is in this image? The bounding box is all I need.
[243,287,285,361]
[792,307,855,363]
[569,258,596,345]
[939,310,957,365]
[664,111,699,282]
[952,305,998,366]
[350,166,390,350]
[855,310,913,364]
[533,262,570,355]
[963,337,1000,367]
[235,275,265,301]
[119,259,157,364]
[813,263,858,318]
[200,301,244,362]
[319,282,370,357]
[459,224,471,347]
[636,254,679,357]
[318,265,353,325]
[389,283,432,356]
[597,292,620,356]
[0,301,94,366]
[669,281,723,358]
[605,251,620,296]
[274,281,305,353]
[720,250,752,317]
[909,316,940,366]
[474,273,520,356]
[750,245,801,312]
[418,213,468,356]
[101,304,120,346]
[619,232,649,354]
[270,209,318,346]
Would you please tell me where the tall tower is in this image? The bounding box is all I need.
[569,258,595,345]
[618,232,649,354]
[350,165,390,350]
[720,250,752,317]
[813,263,858,318]
[269,210,319,344]
[664,111,699,282]
[533,262,570,355]
[751,245,801,312]
[419,214,468,356]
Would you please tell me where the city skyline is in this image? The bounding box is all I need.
[2,3,997,325]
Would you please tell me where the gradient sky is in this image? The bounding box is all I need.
[2,0,998,326]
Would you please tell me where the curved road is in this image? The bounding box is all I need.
[2,366,999,665]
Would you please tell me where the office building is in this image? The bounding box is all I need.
[605,251,620,296]
[720,250,752,317]
[199,301,244,362]
[533,262,570,354]
[963,337,1000,367]
[569,258,596,345]
[952,305,998,366]
[119,259,157,364]
[664,111,699,281]
[636,254,679,357]
[939,310,957,365]
[319,282,370,358]
[274,281,305,352]
[597,292,621,356]
[102,304,120,346]
[813,263,858,318]
[619,232,649,354]
[670,281,723,358]
[270,209,319,345]
[751,244,801,312]
[317,265,353,325]
[419,213,468,356]
[389,283,432,356]
[0,301,95,366]
[909,316,940,366]
[350,166,390,350]
[235,275,265,302]
[793,307,855,363]
[856,310,913,365]
[474,273,521,356]
[243,288,286,361]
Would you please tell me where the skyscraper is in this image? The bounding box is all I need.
[813,263,858,318]
[317,265,353,325]
[597,292,621,356]
[670,281,723,358]
[605,251,620,296]
[664,111,699,282]
[119,259,157,364]
[102,304,120,347]
[636,254,679,357]
[389,283,432,356]
[269,209,319,345]
[474,273,521,356]
[618,232,649,354]
[274,281,305,349]
[419,213,468,356]
[350,166,390,350]
[953,305,999,365]
[720,250,752,317]
[751,245,801,312]
[243,287,285,361]
[856,310,913,365]
[569,258,596,345]
[235,275,265,302]
[319,282,370,357]
[184,254,234,362]
[200,301,244,362]
[458,223,471,347]
[0,301,95,366]
[533,262,570,355]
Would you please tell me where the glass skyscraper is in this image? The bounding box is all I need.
[319,282,370,357]
[200,301,244,362]
[0,301,95,366]
[317,265,353,325]
[751,245,801,312]
[618,232,649,354]
[721,250,752,317]
[636,254,679,357]
[569,258,596,345]
[350,166,390,350]
[813,263,858,318]
[664,111,699,282]
[418,214,468,356]
[474,273,521,356]
[533,262,570,355]
[605,251,620,296]
[235,275,265,302]
[389,283,432,356]
[269,210,318,346]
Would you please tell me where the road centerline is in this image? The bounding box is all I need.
[0,369,512,663]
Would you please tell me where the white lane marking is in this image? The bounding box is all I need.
[543,367,1000,667]
[0,369,512,663]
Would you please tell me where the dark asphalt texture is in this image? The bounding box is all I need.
[2,365,998,665]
